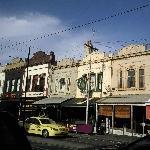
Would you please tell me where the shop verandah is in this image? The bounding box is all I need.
[32,94,150,134]
[96,94,150,134]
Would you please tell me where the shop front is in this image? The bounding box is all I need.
[32,96,73,122]
[61,98,96,124]
[97,94,150,133]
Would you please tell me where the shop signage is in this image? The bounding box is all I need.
[115,105,130,118]
[98,105,113,116]
[146,105,150,120]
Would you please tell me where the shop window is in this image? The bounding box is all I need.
[127,69,135,88]
[97,73,103,91]
[139,69,144,89]
[32,75,38,92]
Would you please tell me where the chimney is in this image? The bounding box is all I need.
[49,51,55,64]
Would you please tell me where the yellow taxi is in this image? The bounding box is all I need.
[24,116,68,137]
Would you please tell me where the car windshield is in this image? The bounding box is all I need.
[39,118,56,124]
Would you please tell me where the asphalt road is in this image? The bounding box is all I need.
[28,133,139,150]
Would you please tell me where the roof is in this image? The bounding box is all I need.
[61,98,97,107]
[33,96,73,105]
[96,94,150,105]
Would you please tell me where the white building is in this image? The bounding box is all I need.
[0,65,5,98]
[22,63,49,98]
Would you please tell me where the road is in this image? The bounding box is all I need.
[28,133,139,150]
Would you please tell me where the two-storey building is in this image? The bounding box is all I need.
[21,51,56,118]
[1,57,25,118]
[96,44,150,133]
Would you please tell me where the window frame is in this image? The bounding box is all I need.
[127,69,135,88]
[31,75,38,92]
[118,70,123,89]
[90,72,96,91]
[97,72,103,92]
[139,68,144,89]
[59,78,66,92]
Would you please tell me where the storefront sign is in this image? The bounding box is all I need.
[115,105,130,118]
[98,105,112,116]
[146,105,150,120]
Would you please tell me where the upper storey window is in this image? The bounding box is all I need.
[119,71,123,89]
[139,69,144,89]
[127,69,135,88]
[59,78,66,92]
[32,75,38,92]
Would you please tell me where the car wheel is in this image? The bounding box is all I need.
[42,129,49,138]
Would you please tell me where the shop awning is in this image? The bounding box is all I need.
[61,98,97,107]
[96,94,150,105]
[33,96,73,105]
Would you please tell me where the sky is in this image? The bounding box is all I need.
[0,0,150,64]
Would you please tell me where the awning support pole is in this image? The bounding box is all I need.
[131,105,133,136]
[112,105,114,134]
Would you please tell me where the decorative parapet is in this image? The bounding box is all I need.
[112,49,150,60]
[54,58,79,69]
[5,57,25,71]
[28,51,56,66]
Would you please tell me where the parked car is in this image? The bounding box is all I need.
[68,120,93,134]
[24,116,68,138]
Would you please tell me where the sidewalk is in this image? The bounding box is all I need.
[109,128,146,137]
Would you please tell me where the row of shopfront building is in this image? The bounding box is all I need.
[1,40,150,133]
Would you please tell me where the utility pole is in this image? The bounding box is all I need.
[101,54,105,98]
[86,54,91,124]
[23,47,30,126]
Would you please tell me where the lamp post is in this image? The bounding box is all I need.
[22,47,30,126]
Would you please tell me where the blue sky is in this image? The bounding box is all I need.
[0,0,150,64]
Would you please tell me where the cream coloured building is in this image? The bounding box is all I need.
[49,58,78,98]
[95,44,150,131]
[76,41,112,98]
[111,44,150,95]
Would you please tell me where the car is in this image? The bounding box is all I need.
[24,116,68,138]
[68,120,93,134]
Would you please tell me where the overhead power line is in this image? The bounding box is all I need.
[0,2,149,50]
